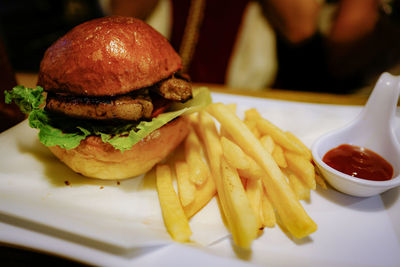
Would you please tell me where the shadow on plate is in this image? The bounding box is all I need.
[315,183,399,212]
[0,212,167,264]
[16,136,157,193]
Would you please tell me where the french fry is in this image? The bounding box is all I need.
[272,144,287,168]
[184,129,209,186]
[285,131,312,160]
[208,103,317,239]
[197,111,223,184]
[188,112,199,126]
[237,156,265,180]
[261,188,276,228]
[245,178,264,232]
[221,136,263,180]
[250,113,306,157]
[226,103,237,113]
[260,135,275,154]
[256,118,304,155]
[198,111,257,248]
[183,168,216,218]
[244,109,262,138]
[197,111,233,229]
[182,119,217,218]
[175,161,196,207]
[244,108,262,122]
[284,169,310,201]
[244,119,261,139]
[221,157,258,249]
[189,113,203,142]
[285,152,316,190]
[156,164,192,242]
[221,136,250,170]
[315,172,328,190]
[219,125,231,140]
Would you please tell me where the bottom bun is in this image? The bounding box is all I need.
[49,116,189,180]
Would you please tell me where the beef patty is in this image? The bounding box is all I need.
[45,75,192,121]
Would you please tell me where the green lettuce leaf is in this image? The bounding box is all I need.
[5,85,212,151]
[4,85,45,113]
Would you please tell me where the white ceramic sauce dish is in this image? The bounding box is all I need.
[312,72,400,197]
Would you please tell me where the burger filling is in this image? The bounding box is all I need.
[45,74,192,121]
[5,81,210,152]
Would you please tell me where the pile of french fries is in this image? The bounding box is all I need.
[155,103,327,248]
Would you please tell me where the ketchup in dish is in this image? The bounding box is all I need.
[322,144,393,181]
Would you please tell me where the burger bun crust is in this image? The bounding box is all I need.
[38,16,182,96]
[48,117,189,179]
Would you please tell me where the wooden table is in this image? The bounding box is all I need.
[0,73,372,265]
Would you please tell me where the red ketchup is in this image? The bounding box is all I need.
[322,144,393,181]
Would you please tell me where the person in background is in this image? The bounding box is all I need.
[1,0,400,93]
[107,0,279,91]
[324,0,400,92]
[106,0,319,90]
[272,0,400,93]
[108,0,400,93]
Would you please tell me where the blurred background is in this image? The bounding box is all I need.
[1,0,400,130]
[2,0,400,90]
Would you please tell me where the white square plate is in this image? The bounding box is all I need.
[1,92,399,266]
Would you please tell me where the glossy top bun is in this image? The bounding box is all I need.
[38,16,182,96]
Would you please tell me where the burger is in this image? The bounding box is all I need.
[5,16,210,180]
